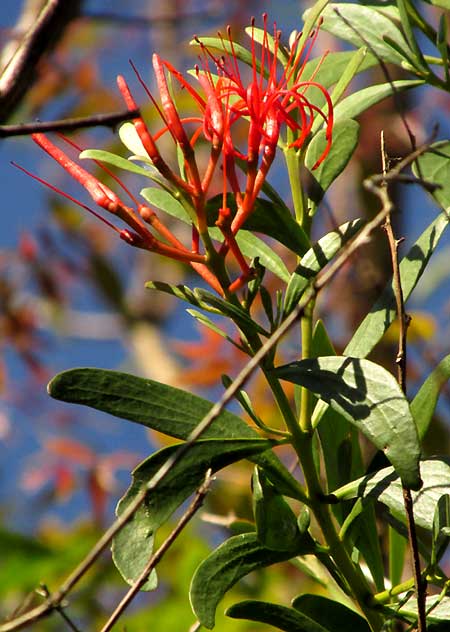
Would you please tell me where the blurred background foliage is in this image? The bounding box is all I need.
[0,0,449,629]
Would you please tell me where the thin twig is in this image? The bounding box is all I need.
[37,585,81,632]
[0,110,139,137]
[0,0,82,122]
[99,470,214,632]
[379,130,427,632]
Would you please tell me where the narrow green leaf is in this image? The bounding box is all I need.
[301,49,377,89]
[410,354,450,440]
[227,600,330,632]
[305,119,360,209]
[80,149,156,179]
[192,288,269,335]
[140,187,193,223]
[292,594,371,632]
[47,368,305,501]
[252,468,300,552]
[119,121,149,157]
[412,141,450,211]
[186,309,245,351]
[284,219,364,316]
[310,3,412,66]
[113,438,273,589]
[345,211,450,358]
[333,80,423,122]
[275,356,421,489]
[190,533,315,629]
[244,26,289,65]
[431,494,450,567]
[332,458,450,532]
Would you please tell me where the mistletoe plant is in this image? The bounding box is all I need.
[8,1,450,631]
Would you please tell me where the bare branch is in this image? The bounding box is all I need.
[0,0,82,122]
[0,109,139,137]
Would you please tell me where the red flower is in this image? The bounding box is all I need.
[197,14,334,233]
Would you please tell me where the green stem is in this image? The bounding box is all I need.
[299,300,314,434]
[374,578,415,604]
[284,145,306,229]
[244,325,382,630]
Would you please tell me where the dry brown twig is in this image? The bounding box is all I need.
[0,0,82,122]
[378,130,427,632]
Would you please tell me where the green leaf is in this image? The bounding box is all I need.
[292,594,371,632]
[345,211,450,358]
[252,468,301,551]
[332,458,450,532]
[412,141,450,211]
[190,532,315,629]
[274,356,421,489]
[119,121,149,157]
[302,50,377,87]
[431,494,450,567]
[424,0,450,9]
[333,80,423,122]
[80,148,157,179]
[192,288,269,335]
[310,3,412,66]
[311,324,385,590]
[227,600,330,632]
[140,187,193,223]
[206,194,310,256]
[113,438,273,589]
[283,219,365,316]
[305,119,360,209]
[410,354,450,441]
[47,368,305,501]
[386,595,450,627]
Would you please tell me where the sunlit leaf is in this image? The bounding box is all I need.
[308,3,412,66]
[412,140,450,212]
[305,119,360,210]
[332,458,450,532]
[333,80,423,122]
[345,212,450,358]
[410,354,450,440]
[275,356,421,489]
[283,219,364,316]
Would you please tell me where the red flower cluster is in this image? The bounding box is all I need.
[22,16,333,296]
